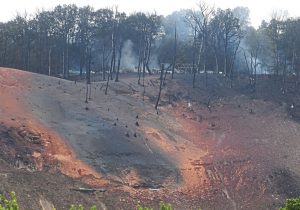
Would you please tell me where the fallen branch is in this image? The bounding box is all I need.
[70,187,106,193]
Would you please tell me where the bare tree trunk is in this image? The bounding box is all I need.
[215,53,219,73]
[110,31,117,81]
[88,48,92,100]
[203,38,207,87]
[115,41,122,82]
[111,52,116,81]
[292,51,299,88]
[163,65,169,86]
[105,32,115,95]
[66,34,69,78]
[137,37,142,85]
[86,48,92,102]
[192,28,197,88]
[80,41,85,78]
[2,37,7,66]
[137,56,142,84]
[224,42,228,76]
[85,83,89,103]
[104,69,110,95]
[155,64,164,110]
[145,37,152,75]
[62,48,65,77]
[282,57,287,93]
[48,47,52,76]
[102,43,106,81]
[142,45,146,101]
[171,24,177,79]
[229,40,240,88]
[243,51,252,86]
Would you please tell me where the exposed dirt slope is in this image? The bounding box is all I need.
[1,68,300,209]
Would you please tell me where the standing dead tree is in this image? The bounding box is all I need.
[155,64,165,109]
[126,12,162,85]
[105,29,116,95]
[192,27,199,88]
[187,2,215,88]
[242,27,262,91]
[85,47,92,103]
[171,23,177,79]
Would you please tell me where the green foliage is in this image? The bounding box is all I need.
[0,192,203,210]
[159,201,172,210]
[69,204,97,210]
[0,192,19,210]
[137,206,153,210]
[280,197,300,210]
[69,204,84,210]
[137,201,172,210]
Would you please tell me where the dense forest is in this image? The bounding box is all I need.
[0,3,299,87]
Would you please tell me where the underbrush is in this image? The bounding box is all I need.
[1,192,299,210]
[280,197,300,210]
[137,201,173,210]
[0,192,18,210]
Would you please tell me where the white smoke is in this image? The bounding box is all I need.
[121,40,138,71]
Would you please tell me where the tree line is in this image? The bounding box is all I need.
[0,3,299,90]
[0,5,162,81]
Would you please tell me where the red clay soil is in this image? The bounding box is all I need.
[0,68,107,186]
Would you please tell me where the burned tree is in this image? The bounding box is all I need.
[105,27,116,95]
[126,12,162,83]
[243,27,263,91]
[187,2,215,87]
[171,23,177,79]
[155,64,165,110]
[114,11,127,82]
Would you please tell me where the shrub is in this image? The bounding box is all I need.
[69,204,97,210]
[280,197,300,210]
[159,202,172,210]
[0,192,19,210]
[137,201,172,210]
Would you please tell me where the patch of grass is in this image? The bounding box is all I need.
[0,192,19,210]
[69,204,97,210]
[280,197,300,210]
[137,201,172,210]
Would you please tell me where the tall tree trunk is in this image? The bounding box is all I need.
[192,28,197,88]
[80,41,85,78]
[110,32,116,81]
[155,64,164,110]
[62,47,65,77]
[48,47,52,76]
[229,39,240,88]
[66,34,69,78]
[115,41,122,82]
[105,32,115,95]
[142,41,147,100]
[203,38,207,88]
[171,24,177,79]
[137,55,142,85]
[145,38,152,75]
[224,41,228,76]
[137,36,142,85]
[88,48,92,100]
[137,41,143,85]
[85,48,92,102]
[102,43,106,81]
[2,37,7,66]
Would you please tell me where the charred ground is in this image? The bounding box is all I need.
[1,68,300,209]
